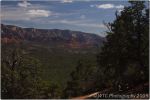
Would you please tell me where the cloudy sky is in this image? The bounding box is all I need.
[1,0,130,36]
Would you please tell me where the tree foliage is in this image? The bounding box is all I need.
[1,48,60,99]
[97,1,149,91]
[63,60,97,98]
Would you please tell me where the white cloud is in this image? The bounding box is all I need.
[94,4,124,9]
[96,4,114,9]
[49,19,106,29]
[26,9,51,18]
[2,7,30,20]
[18,0,31,8]
[115,5,124,9]
[78,23,106,28]
[2,6,52,21]
[61,0,73,3]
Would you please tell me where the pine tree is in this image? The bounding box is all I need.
[63,60,97,98]
[97,1,149,91]
[1,48,60,99]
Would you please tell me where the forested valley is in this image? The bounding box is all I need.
[1,1,149,99]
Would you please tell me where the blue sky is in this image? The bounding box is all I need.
[1,0,130,36]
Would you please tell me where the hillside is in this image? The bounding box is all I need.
[1,24,104,49]
[1,24,104,88]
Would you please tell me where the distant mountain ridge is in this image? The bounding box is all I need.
[1,24,104,48]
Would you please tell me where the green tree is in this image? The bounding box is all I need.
[63,60,97,98]
[97,1,149,91]
[1,48,60,99]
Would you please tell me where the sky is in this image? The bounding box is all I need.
[1,0,130,37]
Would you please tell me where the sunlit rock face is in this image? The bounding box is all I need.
[1,24,105,48]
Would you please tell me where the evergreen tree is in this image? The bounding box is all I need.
[1,48,60,99]
[63,60,97,98]
[97,1,149,91]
